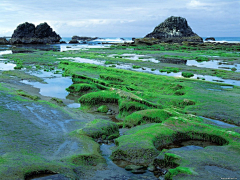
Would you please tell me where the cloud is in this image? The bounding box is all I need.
[0,0,239,37]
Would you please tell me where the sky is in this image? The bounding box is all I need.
[0,0,239,38]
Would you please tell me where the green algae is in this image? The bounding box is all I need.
[79,90,120,105]
[165,167,196,180]
[119,100,150,118]
[123,109,172,127]
[111,113,239,166]
[16,90,40,101]
[60,61,240,124]
[75,119,119,139]
[97,105,108,113]
[66,83,96,93]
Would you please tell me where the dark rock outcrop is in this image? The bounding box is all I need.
[144,16,203,43]
[68,39,79,44]
[72,36,98,41]
[10,22,61,44]
[205,37,216,41]
[0,38,9,44]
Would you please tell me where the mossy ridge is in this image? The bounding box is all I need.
[16,90,40,101]
[79,90,120,105]
[159,67,180,73]
[59,60,240,124]
[99,73,123,82]
[118,99,150,118]
[65,134,106,167]
[59,61,188,97]
[123,109,173,128]
[0,152,77,180]
[76,119,119,139]
[165,167,196,180]
[66,83,97,93]
[111,115,240,166]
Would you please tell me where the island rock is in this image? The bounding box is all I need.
[0,38,9,44]
[10,22,61,44]
[143,16,203,43]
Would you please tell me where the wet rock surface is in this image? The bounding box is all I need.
[10,22,61,44]
[145,16,203,43]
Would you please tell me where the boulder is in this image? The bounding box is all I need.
[0,38,9,44]
[205,37,216,41]
[10,22,61,44]
[144,16,203,43]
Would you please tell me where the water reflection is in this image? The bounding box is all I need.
[0,62,16,70]
[187,60,240,72]
[59,57,240,86]
[21,77,72,99]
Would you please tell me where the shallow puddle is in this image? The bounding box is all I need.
[0,62,16,70]
[59,57,105,65]
[0,50,12,55]
[108,54,159,63]
[160,140,220,151]
[187,60,240,72]
[60,44,110,52]
[200,116,237,128]
[21,77,72,99]
[67,103,81,108]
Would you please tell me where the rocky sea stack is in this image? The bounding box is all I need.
[0,38,9,44]
[10,22,61,44]
[143,16,203,43]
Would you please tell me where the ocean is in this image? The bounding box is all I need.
[61,37,240,44]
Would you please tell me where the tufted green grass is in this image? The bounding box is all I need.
[75,119,119,139]
[78,90,120,105]
[123,109,172,127]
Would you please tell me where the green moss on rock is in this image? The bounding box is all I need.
[79,90,120,105]
[66,83,95,93]
[97,105,109,113]
[100,74,123,82]
[119,100,150,118]
[123,109,172,127]
[16,90,40,101]
[77,119,119,139]
[111,114,236,166]
[182,72,194,78]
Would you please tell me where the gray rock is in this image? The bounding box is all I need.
[205,37,216,41]
[107,111,112,115]
[131,169,146,174]
[69,39,79,44]
[147,165,156,172]
[10,22,61,44]
[125,165,144,171]
[0,38,9,44]
[145,16,203,43]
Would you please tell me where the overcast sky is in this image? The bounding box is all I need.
[0,0,239,37]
